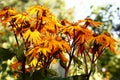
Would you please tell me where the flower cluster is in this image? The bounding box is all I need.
[0,5,118,78]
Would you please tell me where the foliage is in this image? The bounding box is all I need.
[0,4,118,80]
[89,5,120,37]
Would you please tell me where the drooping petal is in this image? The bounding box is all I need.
[30,58,38,67]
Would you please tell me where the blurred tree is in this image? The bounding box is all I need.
[89,5,120,37]
[0,0,74,20]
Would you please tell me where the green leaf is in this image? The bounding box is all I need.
[29,68,58,80]
[1,63,7,72]
[51,77,69,80]
[16,43,25,62]
[72,74,88,80]
[46,69,58,76]
[51,74,88,80]
[32,68,46,80]
[73,56,82,68]
[0,48,15,61]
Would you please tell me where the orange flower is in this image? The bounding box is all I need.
[11,61,22,70]
[0,7,17,19]
[12,12,32,23]
[93,32,118,54]
[27,5,49,17]
[41,15,59,33]
[25,34,71,61]
[78,18,103,28]
[23,29,42,44]
[74,28,93,45]
[61,25,82,38]
[27,5,43,15]
[46,35,71,53]
[62,23,93,45]
[0,7,17,26]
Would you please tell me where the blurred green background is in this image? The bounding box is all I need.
[0,0,120,80]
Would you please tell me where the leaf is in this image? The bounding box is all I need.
[16,43,25,62]
[50,74,88,80]
[0,48,15,61]
[72,74,88,80]
[1,63,7,72]
[46,69,58,76]
[73,56,82,68]
[33,68,46,80]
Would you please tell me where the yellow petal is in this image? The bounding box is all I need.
[30,58,38,67]
[41,48,51,56]
[23,29,31,42]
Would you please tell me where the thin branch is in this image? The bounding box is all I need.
[94,48,105,62]
[85,49,92,62]
[10,21,20,48]
[64,29,76,77]
[22,57,26,80]
[83,51,88,75]
[64,46,76,77]
[87,50,96,80]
